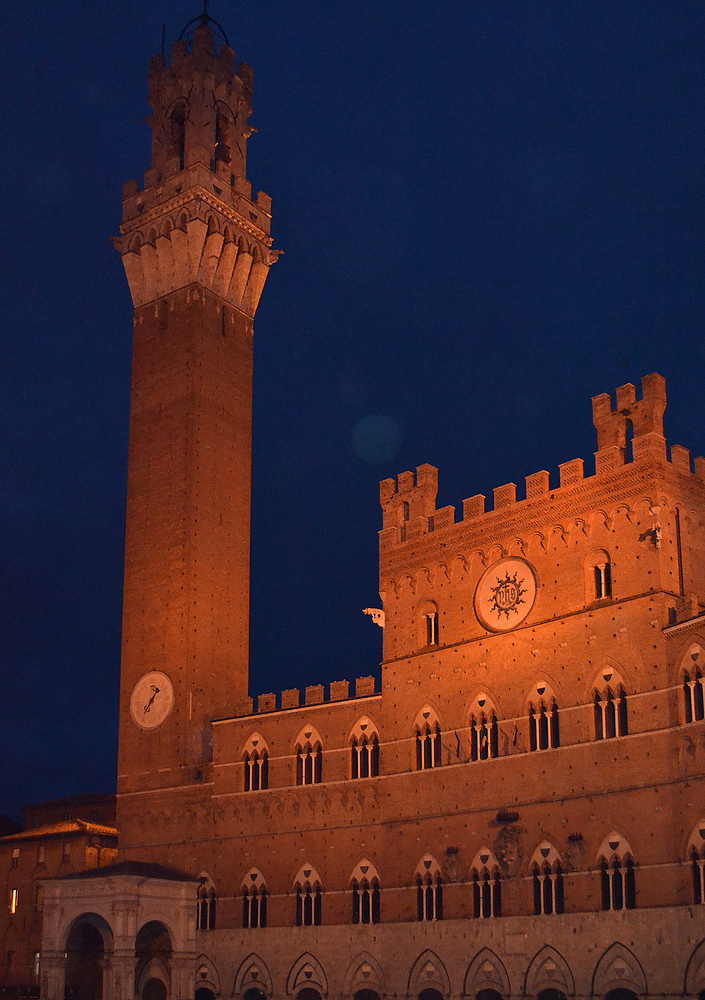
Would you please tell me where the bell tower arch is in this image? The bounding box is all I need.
[113,14,276,830]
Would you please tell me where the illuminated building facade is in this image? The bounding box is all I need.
[37,12,705,1000]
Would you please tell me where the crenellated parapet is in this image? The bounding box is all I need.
[113,21,277,315]
[223,676,379,721]
[380,374,705,559]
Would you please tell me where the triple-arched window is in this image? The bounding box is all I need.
[414,707,442,770]
[470,849,501,918]
[241,868,267,928]
[294,726,323,785]
[530,842,564,914]
[597,833,635,910]
[415,855,443,921]
[468,693,499,760]
[687,821,705,904]
[350,859,380,924]
[350,717,380,778]
[242,733,269,791]
[527,681,559,750]
[196,874,216,930]
[593,669,628,739]
[681,645,705,723]
[294,864,322,926]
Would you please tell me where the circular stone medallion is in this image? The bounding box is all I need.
[474,557,537,632]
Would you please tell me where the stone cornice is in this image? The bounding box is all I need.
[118,185,272,248]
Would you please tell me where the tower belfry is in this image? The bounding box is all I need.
[113,19,275,799]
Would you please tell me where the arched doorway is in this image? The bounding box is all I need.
[419,991,445,1000]
[476,992,503,1000]
[142,980,167,1000]
[243,991,267,1000]
[64,914,111,1000]
[605,992,639,1000]
[354,992,381,1000]
[297,991,322,1000]
[135,921,171,1000]
[195,990,216,1000]
[538,992,567,1000]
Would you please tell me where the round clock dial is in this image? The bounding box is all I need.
[475,557,537,632]
[130,671,174,730]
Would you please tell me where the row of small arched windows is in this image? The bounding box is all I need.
[198,834,657,932]
[241,657,705,791]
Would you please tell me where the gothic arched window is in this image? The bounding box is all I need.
[593,669,628,739]
[294,864,322,926]
[414,855,443,921]
[196,875,216,930]
[294,726,323,785]
[168,102,187,170]
[350,717,380,779]
[241,868,267,928]
[242,733,269,791]
[350,860,380,925]
[529,842,564,914]
[528,681,560,751]
[597,834,635,911]
[413,707,442,770]
[686,821,705,903]
[470,849,501,918]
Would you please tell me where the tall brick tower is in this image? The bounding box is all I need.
[113,15,275,816]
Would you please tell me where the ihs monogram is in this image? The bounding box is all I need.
[488,571,527,619]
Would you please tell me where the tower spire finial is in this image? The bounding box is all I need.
[178,1,230,49]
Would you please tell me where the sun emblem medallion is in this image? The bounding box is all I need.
[474,557,537,632]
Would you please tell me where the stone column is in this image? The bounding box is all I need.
[172,952,196,999]
[39,951,64,1000]
[107,950,137,1000]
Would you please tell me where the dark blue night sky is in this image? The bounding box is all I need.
[2,1,705,820]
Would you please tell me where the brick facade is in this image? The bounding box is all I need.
[38,15,705,1000]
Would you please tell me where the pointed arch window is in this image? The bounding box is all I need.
[294,865,322,926]
[214,105,232,165]
[414,708,442,770]
[294,726,323,785]
[242,733,269,791]
[597,834,635,911]
[168,102,187,171]
[350,860,380,924]
[530,843,564,914]
[470,712,499,760]
[681,644,705,723]
[197,876,216,930]
[350,718,380,778]
[528,682,559,750]
[684,667,705,723]
[687,822,705,903]
[414,856,443,921]
[470,850,501,918]
[241,869,267,928]
[593,669,628,739]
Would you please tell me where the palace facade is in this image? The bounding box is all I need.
[35,11,705,1000]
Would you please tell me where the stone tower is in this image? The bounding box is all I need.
[113,16,276,811]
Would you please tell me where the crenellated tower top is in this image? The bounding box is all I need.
[113,20,277,314]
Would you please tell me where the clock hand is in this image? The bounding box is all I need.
[143,686,160,713]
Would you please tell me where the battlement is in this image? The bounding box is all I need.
[380,374,705,547]
[230,676,379,720]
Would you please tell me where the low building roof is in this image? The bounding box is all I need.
[0,819,117,843]
[56,860,193,882]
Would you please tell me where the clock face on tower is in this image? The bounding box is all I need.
[130,671,174,730]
